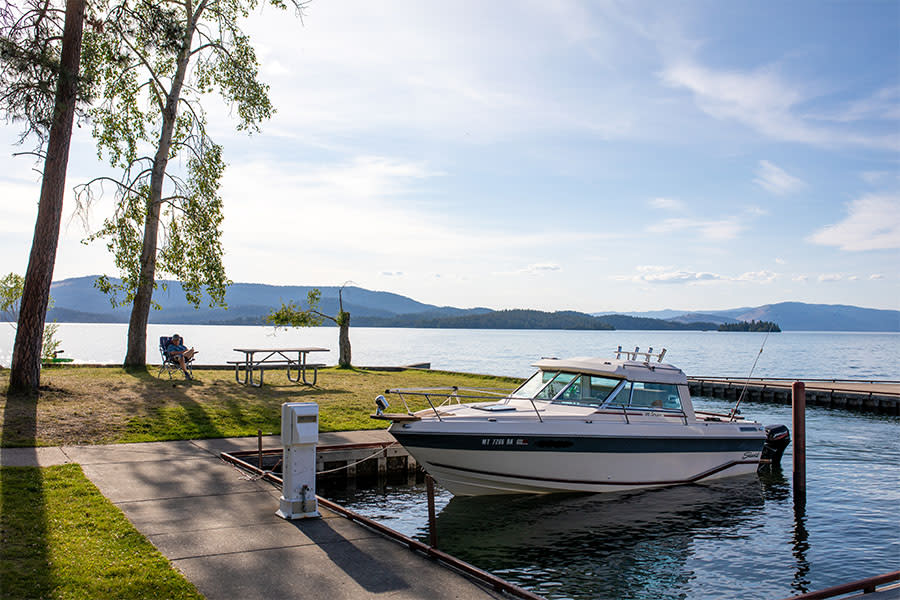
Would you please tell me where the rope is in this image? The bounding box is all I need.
[316,442,400,475]
[223,456,283,481]
[224,442,401,479]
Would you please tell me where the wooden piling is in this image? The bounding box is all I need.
[426,475,438,548]
[257,429,263,469]
[792,381,806,501]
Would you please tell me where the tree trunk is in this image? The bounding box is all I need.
[8,0,85,393]
[338,316,351,368]
[122,13,196,367]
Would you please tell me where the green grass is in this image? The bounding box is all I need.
[0,464,202,600]
[1,366,521,446]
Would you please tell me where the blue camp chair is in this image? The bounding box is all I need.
[158,335,194,379]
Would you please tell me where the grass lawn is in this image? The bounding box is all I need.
[0,366,520,447]
[0,464,202,600]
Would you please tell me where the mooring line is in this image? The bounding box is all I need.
[316,442,400,475]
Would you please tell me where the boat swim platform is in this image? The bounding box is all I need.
[688,377,900,415]
[0,433,536,600]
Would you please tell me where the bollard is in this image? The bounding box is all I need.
[426,475,437,548]
[792,381,806,501]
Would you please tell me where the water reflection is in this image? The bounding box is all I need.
[432,476,769,600]
[791,496,811,596]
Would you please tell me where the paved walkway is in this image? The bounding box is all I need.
[1,433,504,600]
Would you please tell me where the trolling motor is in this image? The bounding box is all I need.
[759,424,791,471]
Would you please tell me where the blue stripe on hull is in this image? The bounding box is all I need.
[392,432,764,453]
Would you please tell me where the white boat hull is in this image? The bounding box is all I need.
[384,353,776,496]
[391,426,766,496]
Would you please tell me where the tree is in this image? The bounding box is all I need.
[267,285,353,368]
[1,0,89,392]
[1,272,61,361]
[77,0,305,367]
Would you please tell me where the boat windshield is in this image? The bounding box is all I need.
[511,371,578,401]
[552,375,623,407]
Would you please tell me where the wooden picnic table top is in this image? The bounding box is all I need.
[232,347,330,354]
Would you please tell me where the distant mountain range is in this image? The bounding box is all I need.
[40,276,900,332]
[615,303,899,332]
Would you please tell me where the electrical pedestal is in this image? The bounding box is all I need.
[276,402,320,520]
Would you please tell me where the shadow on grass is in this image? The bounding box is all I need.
[1,389,53,597]
[122,367,227,440]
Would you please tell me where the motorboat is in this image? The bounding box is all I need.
[372,347,790,496]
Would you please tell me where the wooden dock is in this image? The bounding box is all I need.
[688,377,900,415]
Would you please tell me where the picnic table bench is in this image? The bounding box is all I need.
[231,347,329,388]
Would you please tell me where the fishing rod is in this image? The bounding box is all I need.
[729,322,774,421]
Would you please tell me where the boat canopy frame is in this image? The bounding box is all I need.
[385,367,692,425]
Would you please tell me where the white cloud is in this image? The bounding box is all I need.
[870,274,884,280]
[860,171,896,185]
[807,86,900,123]
[775,258,786,265]
[521,262,562,275]
[754,160,806,195]
[736,270,777,282]
[818,274,843,282]
[793,275,809,282]
[623,266,784,285]
[649,197,686,211]
[661,60,899,150]
[647,216,744,241]
[625,266,723,284]
[808,194,900,251]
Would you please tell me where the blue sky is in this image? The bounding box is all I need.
[1,0,898,312]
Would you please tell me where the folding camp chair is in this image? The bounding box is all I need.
[158,336,194,379]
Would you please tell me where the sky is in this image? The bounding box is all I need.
[1,0,898,313]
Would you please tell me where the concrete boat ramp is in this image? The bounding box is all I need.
[1,432,518,600]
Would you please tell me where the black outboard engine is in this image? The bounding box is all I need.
[759,424,791,471]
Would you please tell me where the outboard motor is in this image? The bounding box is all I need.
[759,424,791,471]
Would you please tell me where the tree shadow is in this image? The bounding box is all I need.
[1,389,53,596]
[122,367,226,440]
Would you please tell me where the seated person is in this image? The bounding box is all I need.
[166,334,196,379]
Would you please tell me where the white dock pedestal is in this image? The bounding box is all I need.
[276,402,320,519]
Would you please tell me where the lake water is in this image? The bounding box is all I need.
[2,323,898,598]
[1,323,898,379]
[323,397,900,600]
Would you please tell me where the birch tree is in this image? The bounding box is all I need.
[78,0,305,367]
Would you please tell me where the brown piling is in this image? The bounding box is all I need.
[792,381,806,501]
[258,429,263,469]
[426,474,438,548]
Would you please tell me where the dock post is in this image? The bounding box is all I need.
[257,429,263,470]
[792,381,806,501]
[426,475,437,548]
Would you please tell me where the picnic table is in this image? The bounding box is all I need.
[230,347,329,388]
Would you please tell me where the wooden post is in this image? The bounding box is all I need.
[257,429,263,469]
[792,381,806,500]
[426,475,437,548]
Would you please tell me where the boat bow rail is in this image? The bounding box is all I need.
[373,386,516,422]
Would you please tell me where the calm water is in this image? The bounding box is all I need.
[2,324,898,597]
[324,397,900,600]
[1,323,898,379]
